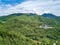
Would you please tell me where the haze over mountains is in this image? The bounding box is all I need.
[7,12,60,17]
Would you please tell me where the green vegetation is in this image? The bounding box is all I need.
[0,14,60,45]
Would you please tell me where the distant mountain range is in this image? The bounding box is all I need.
[10,13,37,16]
[10,13,60,18]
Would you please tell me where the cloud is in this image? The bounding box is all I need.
[0,0,60,16]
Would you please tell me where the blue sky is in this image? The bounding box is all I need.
[0,0,60,16]
[0,0,25,5]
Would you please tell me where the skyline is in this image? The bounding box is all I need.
[0,0,60,16]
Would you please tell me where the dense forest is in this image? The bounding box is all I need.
[0,13,60,45]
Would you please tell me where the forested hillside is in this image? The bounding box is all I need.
[0,13,60,45]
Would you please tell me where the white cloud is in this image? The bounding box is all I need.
[0,0,60,16]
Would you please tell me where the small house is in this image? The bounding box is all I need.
[40,24,53,29]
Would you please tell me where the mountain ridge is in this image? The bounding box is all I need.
[41,13,57,18]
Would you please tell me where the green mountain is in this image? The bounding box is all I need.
[0,13,60,45]
[42,13,57,18]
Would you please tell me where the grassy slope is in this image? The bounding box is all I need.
[0,14,60,45]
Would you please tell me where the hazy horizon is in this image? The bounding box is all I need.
[0,0,60,16]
